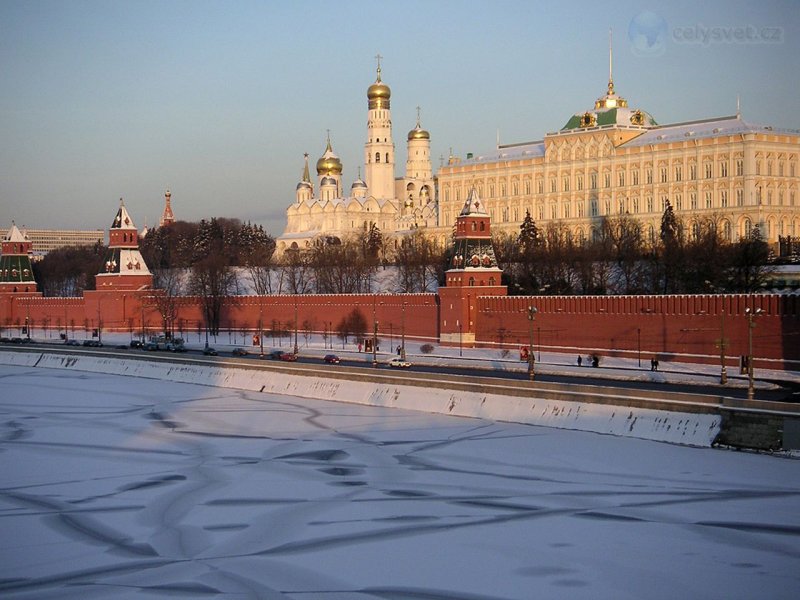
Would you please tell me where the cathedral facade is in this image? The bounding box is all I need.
[277,59,437,254]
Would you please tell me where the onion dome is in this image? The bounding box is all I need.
[367,58,391,109]
[316,136,343,176]
[351,178,367,190]
[321,176,337,186]
[408,124,430,141]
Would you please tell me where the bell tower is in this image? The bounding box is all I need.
[364,54,395,200]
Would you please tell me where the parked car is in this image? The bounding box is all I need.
[82,339,103,347]
[165,342,187,353]
[65,339,81,346]
[203,346,218,356]
[323,354,340,364]
[130,340,144,349]
[267,350,284,360]
[388,357,412,369]
[232,347,249,356]
[0,337,10,343]
[144,342,159,351]
[279,352,298,362]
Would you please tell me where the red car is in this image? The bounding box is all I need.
[323,354,340,364]
[279,352,298,362]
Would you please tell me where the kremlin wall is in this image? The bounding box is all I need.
[2,196,799,372]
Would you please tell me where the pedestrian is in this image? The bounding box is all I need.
[650,358,655,371]
[397,345,401,355]
[577,355,582,367]
[654,358,659,371]
[358,342,362,353]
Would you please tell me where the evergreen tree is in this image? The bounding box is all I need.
[518,210,539,252]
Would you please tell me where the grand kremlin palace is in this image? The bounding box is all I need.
[279,60,799,250]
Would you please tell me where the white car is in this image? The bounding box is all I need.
[388,357,412,369]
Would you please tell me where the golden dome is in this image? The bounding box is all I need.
[316,138,342,175]
[408,126,430,141]
[367,60,390,109]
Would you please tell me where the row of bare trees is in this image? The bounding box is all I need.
[496,204,773,295]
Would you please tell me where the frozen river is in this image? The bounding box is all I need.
[1,363,799,599]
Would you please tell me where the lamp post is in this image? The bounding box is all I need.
[293,299,299,355]
[457,319,463,357]
[745,307,763,400]
[400,301,407,361]
[527,306,537,381]
[719,309,728,385]
[96,296,102,345]
[258,298,264,358]
[372,318,379,367]
[637,327,641,368]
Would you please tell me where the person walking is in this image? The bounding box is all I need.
[577,355,582,367]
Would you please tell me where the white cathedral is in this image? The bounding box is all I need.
[277,58,437,253]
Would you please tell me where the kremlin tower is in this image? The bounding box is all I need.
[159,189,175,227]
[0,223,37,293]
[438,188,507,348]
[95,199,152,291]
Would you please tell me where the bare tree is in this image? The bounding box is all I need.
[188,254,239,336]
[278,249,314,294]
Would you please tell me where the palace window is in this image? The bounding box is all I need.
[604,173,611,188]
[604,200,611,215]
[756,160,761,175]
[524,180,531,195]
[721,190,728,208]
[675,165,682,182]
[512,181,519,195]
[538,205,544,220]
[646,169,653,184]
[550,203,557,220]
[646,196,653,213]
[767,161,773,176]
[690,193,697,210]
[618,171,625,187]
[632,170,639,185]
[578,201,585,217]
[675,194,682,211]
[767,190,773,205]
[736,189,744,206]
[591,200,598,217]
[538,180,543,194]
[577,175,583,191]
[690,164,697,179]
[500,183,506,196]
[705,191,712,209]
[660,167,668,183]
[563,177,569,192]
[723,220,732,241]
[779,162,784,176]
[704,162,712,178]
[590,173,598,189]
[563,203,570,218]
[550,178,556,193]
[632,197,639,213]
[720,162,728,177]
[736,159,743,176]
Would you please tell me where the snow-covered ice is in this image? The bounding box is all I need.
[1,364,799,599]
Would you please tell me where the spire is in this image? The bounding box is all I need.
[736,94,741,119]
[375,52,383,82]
[302,153,311,182]
[608,28,614,95]
[159,188,174,227]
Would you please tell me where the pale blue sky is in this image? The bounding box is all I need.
[1,0,798,235]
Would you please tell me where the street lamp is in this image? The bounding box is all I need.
[457,319,463,357]
[527,306,537,381]
[293,299,299,355]
[372,318,379,367]
[745,307,763,400]
[258,297,265,358]
[718,309,728,385]
[400,300,407,361]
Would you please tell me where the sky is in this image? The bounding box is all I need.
[2,357,799,598]
[1,0,798,236]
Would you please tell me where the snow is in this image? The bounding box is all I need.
[1,359,799,598]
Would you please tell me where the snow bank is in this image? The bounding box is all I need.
[2,351,721,446]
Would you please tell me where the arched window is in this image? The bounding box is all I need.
[480,222,485,231]
[385,153,389,163]
[376,152,381,163]
[468,277,475,286]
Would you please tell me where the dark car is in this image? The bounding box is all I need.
[65,339,81,346]
[232,347,248,357]
[144,342,159,351]
[267,350,284,360]
[323,354,340,364]
[203,347,218,356]
[130,340,144,349]
[82,339,102,347]
[10,337,24,344]
[0,337,10,343]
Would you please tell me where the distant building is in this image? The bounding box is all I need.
[0,228,104,256]
[159,189,175,227]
